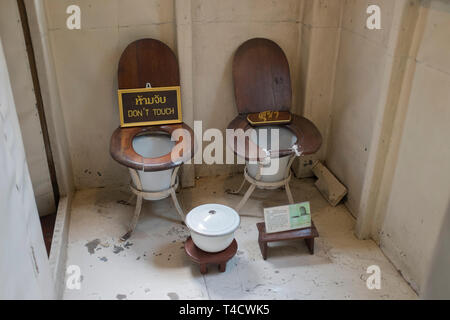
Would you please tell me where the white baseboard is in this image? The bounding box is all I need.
[48,194,72,299]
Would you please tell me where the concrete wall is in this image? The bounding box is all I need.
[0,37,54,299]
[325,0,450,295]
[373,0,450,293]
[326,0,396,216]
[0,0,56,216]
[292,0,342,176]
[25,0,75,198]
[423,203,450,299]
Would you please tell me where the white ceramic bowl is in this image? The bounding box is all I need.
[245,126,297,183]
[131,133,176,198]
[185,204,240,253]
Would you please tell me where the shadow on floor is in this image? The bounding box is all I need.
[40,213,56,256]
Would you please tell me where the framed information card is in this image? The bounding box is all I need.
[263,202,311,234]
[118,86,182,128]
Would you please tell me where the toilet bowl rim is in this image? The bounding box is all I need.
[248,124,298,155]
[110,123,195,172]
[226,115,299,162]
[226,113,322,161]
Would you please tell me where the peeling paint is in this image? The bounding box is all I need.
[124,242,133,249]
[85,239,101,255]
[167,292,179,300]
[113,245,124,254]
[117,200,132,206]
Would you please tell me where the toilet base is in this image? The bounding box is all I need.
[120,166,185,241]
[228,155,297,215]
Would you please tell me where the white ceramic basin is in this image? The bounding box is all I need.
[246,126,297,183]
[131,133,176,199]
[186,204,240,253]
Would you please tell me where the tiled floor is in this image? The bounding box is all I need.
[63,174,417,300]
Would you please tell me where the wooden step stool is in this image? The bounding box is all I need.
[184,237,237,274]
[257,222,319,260]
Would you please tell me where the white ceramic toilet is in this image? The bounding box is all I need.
[110,39,195,240]
[226,38,323,212]
[131,133,176,197]
[246,126,298,184]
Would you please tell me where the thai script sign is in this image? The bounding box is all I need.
[247,111,292,126]
[118,86,182,127]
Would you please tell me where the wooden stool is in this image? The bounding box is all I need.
[257,222,319,260]
[184,237,238,274]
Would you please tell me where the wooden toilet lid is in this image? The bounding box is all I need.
[228,38,322,160]
[118,39,179,90]
[233,38,291,114]
[110,39,195,171]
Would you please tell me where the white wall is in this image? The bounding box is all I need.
[292,0,342,176]
[423,204,450,299]
[0,37,54,299]
[373,0,450,293]
[326,0,396,216]
[25,0,75,199]
[0,0,56,216]
[325,0,450,295]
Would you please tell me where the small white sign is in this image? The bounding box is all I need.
[264,202,311,234]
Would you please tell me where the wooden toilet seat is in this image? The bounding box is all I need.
[227,38,322,160]
[110,39,195,171]
[227,114,322,161]
[110,123,194,172]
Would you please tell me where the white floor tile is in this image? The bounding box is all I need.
[63,175,417,300]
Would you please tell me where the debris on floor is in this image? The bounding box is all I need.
[63,175,417,300]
